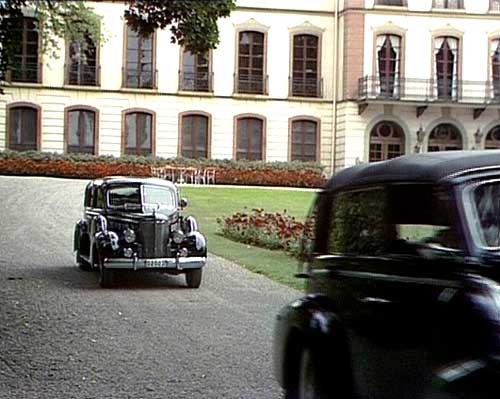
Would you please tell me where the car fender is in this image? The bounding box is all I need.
[274,294,350,390]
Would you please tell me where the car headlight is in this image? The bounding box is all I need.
[172,230,185,244]
[123,228,136,243]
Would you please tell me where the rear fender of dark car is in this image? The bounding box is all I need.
[274,294,351,392]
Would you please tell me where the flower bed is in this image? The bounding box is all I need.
[217,208,314,258]
[0,150,327,188]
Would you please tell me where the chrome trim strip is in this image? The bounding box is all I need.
[313,269,462,288]
[104,256,206,270]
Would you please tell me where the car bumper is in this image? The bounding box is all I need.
[103,256,206,271]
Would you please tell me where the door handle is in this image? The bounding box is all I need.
[359,296,392,304]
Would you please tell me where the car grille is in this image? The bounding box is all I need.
[138,221,171,258]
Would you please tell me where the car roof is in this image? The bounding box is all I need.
[326,150,500,192]
[92,176,177,189]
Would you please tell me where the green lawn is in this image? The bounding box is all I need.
[179,186,318,290]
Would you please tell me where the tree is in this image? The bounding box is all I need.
[125,0,236,54]
[0,0,236,83]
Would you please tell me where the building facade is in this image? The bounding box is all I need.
[1,0,500,174]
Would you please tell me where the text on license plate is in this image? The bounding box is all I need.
[145,259,168,268]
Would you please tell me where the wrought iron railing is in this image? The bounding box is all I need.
[234,73,269,95]
[178,71,213,92]
[358,76,500,105]
[122,68,157,89]
[289,77,323,98]
[65,64,100,86]
[8,63,41,83]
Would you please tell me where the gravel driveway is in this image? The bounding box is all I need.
[0,176,300,399]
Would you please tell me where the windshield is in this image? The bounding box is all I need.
[107,184,176,211]
[108,185,141,208]
[469,181,500,248]
[143,185,176,211]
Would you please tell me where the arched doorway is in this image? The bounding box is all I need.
[485,125,500,149]
[427,123,462,152]
[369,121,405,162]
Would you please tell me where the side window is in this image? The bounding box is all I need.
[329,188,394,256]
[95,188,105,208]
[84,184,92,207]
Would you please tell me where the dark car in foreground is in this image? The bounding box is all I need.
[274,151,500,399]
[73,177,206,288]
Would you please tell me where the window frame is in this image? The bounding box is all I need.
[233,114,266,161]
[235,29,268,95]
[290,33,321,98]
[431,33,462,101]
[121,108,156,156]
[64,105,99,155]
[374,0,407,6]
[432,0,464,9]
[288,116,321,162]
[9,17,41,83]
[178,111,212,159]
[65,33,100,86]
[368,120,406,162]
[179,48,212,92]
[491,0,500,11]
[427,123,463,152]
[6,102,41,151]
[123,24,157,89]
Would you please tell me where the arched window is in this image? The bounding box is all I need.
[8,104,39,151]
[235,116,265,160]
[491,39,500,99]
[435,36,459,100]
[237,31,265,94]
[485,126,500,149]
[66,107,98,154]
[123,110,154,156]
[180,113,210,159]
[376,34,401,98]
[290,119,319,162]
[369,121,405,162]
[291,34,320,97]
[428,123,462,152]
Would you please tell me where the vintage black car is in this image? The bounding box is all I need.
[73,177,207,288]
[274,151,500,399]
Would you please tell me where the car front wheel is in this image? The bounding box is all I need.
[185,268,202,288]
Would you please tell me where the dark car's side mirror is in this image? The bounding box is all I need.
[180,198,188,209]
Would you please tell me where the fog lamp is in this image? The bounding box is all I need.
[123,248,134,258]
[179,248,189,257]
[172,230,185,244]
[123,228,136,243]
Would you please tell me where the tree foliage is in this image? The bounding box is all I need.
[124,0,236,54]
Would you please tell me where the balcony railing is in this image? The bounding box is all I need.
[358,76,500,105]
[122,68,157,89]
[234,73,268,95]
[8,63,41,83]
[65,64,100,86]
[289,77,323,98]
[178,71,213,92]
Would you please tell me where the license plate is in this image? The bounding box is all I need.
[145,259,168,268]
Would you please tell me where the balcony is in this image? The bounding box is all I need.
[234,74,268,95]
[289,77,323,98]
[178,71,213,92]
[65,64,100,86]
[122,68,157,90]
[8,63,41,84]
[358,76,500,118]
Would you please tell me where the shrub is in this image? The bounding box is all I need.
[0,150,327,188]
[217,208,315,258]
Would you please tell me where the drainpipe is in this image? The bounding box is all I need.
[330,0,340,176]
